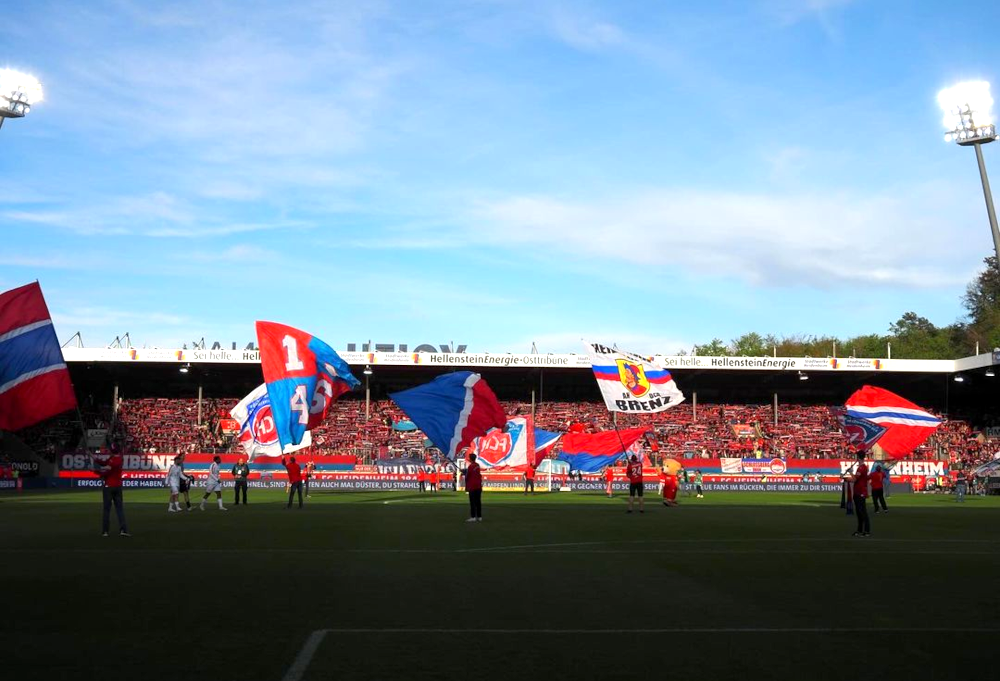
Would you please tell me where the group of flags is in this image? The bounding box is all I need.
[0,281,948,470]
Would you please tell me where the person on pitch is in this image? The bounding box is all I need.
[870,464,888,514]
[694,470,705,499]
[465,453,483,522]
[524,465,535,495]
[661,467,679,507]
[626,454,644,514]
[232,456,250,506]
[177,452,194,510]
[166,455,192,512]
[846,451,870,537]
[303,459,315,498]
[417,467,427,493]
[604,465,615,498]
[282,456,304,509]
[429,467,439,493]
[97,447,130,537]
[199,455,228,511]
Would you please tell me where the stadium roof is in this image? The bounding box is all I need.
[61,347,999,374]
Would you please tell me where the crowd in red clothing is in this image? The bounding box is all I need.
[13,397,999,466]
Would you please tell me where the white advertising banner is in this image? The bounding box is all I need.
[59,347,958,373]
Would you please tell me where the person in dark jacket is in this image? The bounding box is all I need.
[465,454,483,523]
[232,457,250,505]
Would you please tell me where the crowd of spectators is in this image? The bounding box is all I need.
[12,397,997,467]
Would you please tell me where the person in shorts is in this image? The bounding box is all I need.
[694,470,704,499]
[626,454,644,514]
[199,455,228,511]
[165,456,191,512]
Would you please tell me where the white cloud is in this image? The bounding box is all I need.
[0,253,107,270]
[513,331,692,355]
[550,9,626,51]
[462,184,979,289]
[3,192,310,238]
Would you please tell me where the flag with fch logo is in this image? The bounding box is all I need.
[585,342,685,414]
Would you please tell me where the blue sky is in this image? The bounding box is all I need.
[3,0,999,354]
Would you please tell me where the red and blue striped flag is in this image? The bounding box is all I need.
[0,282,77,431]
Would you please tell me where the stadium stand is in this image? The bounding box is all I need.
[15,396,995,467]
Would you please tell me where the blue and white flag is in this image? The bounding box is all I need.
[231,384,311,460]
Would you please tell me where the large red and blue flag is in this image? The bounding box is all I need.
[830,407,887,451]
[389,371,506,459]
[845,386,941,458]
[256,321,360,449]
[533,427,561,465]
[0,282,77,431]
[557,427,649,473]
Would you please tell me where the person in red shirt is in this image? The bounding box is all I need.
[429,468,438,493]
[416,467,426,493]
[604,466,615,498]
[465,453,483,522]
[847,451,871,536]
[282,456,304,509]
[870,464,888,513]
[626,454,645,514]
[523,466,535,495]
[96,448,129,537]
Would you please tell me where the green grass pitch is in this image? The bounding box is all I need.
[2,488,999,681]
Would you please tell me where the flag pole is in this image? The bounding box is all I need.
[611,413,631,464]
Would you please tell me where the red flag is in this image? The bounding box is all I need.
[845,386,942,458]
[0,282,77,431]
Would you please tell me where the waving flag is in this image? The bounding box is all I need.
[230,384,311,460]
[533,428,561,464]
[830,407,887,451]
[0,282,77,431]
[389,371,506,459]
[845,386,941,458]
[470,416,534,469]
[557,427,649,473]
[256,321,360,448]
[586,341,684,413]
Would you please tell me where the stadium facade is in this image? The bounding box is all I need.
[59,346,999,415]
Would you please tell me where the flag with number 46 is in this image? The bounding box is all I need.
[256,321,360,449]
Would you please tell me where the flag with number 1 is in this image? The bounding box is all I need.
[256,321,360,448]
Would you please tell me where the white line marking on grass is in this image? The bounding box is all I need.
[281,629,329,681]
[460,541,608,552]
[306,627,1000,635]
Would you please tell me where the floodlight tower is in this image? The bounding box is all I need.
[939,81,1000,261]
[0,68,44,131]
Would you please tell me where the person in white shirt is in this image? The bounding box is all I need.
[165,456,191,513]
[199,455,227,511]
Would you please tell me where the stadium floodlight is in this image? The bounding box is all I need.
[363,365,373,375]
[953,374,965,382]
[938,81,1000,261]
[986,369,996,377]
[0,68,43,131]
[797,371,809,381]
[179,363,191,374]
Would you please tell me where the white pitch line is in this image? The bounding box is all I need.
[280,629,329,681]
[460,540,608,552]
[302,626,1000,636]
